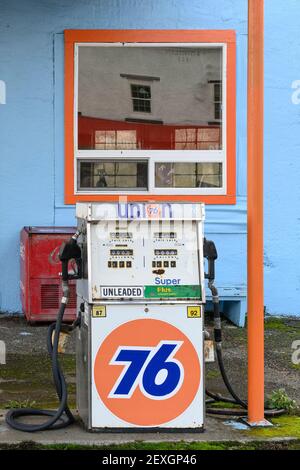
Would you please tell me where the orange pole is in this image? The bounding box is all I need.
[247,0,265,424]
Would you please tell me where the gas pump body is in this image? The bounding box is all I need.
[76,202,206,430]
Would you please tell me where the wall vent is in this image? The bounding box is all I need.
[41,284,59,310]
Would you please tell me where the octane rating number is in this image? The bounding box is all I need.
[146,454,197,465]
[109,341,184,400]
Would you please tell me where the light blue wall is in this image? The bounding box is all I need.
[264,0,300,315]
[0,0,298,317]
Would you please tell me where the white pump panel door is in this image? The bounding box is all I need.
[90,303,204,429]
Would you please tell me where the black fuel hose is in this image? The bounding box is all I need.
[206,282,285,418]
[215,343,247,409]
[5,298,75,432]
[206,389,237,404]
[206,342,285,417]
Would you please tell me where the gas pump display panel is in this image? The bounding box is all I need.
[77,202,205,304]
[91,220,201,301]
[90,303,204,429]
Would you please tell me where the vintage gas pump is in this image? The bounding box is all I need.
[75,201,206,430]
[6,202,283,432]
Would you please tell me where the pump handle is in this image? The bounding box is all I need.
[59,237,82,281]
[203,238,218,282]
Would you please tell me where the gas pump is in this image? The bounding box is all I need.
[6,202,283,432]
[75,202,206,430]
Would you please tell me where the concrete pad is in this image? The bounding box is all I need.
[0,410,256,446]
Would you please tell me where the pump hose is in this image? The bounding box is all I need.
[206,286,285,418]
[5,300,75,432]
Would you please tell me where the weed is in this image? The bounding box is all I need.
[4,399,37,409]
[267,389,299,414]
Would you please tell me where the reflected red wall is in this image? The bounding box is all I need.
[78,115,221,150]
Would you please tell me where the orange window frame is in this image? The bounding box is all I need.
[64,30,236,205]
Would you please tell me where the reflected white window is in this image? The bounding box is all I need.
[95,130,137,150]
[174,128,221,150]
[131,84,151,113]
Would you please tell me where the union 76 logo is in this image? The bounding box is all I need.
[94,319,200,426]
[108,341,184,400]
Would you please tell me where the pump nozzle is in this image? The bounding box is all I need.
[203,238,221,343]
[203,238,218,282]
[59,236,82,281]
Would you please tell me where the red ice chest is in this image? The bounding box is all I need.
[20,226,77,323]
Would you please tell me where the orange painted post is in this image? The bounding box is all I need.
[247,0,267,425]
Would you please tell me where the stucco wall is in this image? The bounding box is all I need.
[0,0,298,317]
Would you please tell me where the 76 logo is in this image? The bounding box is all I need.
[108,341,184,400]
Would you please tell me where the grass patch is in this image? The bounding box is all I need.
[245,415,300,439]
[206,369,220,379]
[207,401,241,410]
[4,399,37,409]
[0,440,300,451]
[264,317,298,333]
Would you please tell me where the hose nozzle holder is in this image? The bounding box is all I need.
[59,236,82,281]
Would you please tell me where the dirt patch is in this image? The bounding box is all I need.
[0,352,76,409]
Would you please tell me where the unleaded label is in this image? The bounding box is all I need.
[101,286,144,298]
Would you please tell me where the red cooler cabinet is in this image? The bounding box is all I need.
[20,227,77,322]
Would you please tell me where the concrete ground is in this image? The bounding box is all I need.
[0,412,265,447]
[0,314,299,448]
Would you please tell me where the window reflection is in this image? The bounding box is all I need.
[78,46,223,150]
[95,130,137,149]
[174,127,221,150]
[78,160,148,191]
[155,162,222,188]
[131,84,151,113]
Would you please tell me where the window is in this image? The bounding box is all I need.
[213,81,222,121]
[65,30,236,204]
[155,162,222,188]
[174,128,221,150]
[95,130,137,150]
[131,85,151,113]
[78,160,148,191]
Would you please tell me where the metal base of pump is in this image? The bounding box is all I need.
[240,417,273,428]
[80,426,205,434]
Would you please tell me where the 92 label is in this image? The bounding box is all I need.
[109,341,184,400]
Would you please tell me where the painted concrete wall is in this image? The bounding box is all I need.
[0,0,298,317]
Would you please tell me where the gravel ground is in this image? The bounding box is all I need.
[0,314,299,409]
